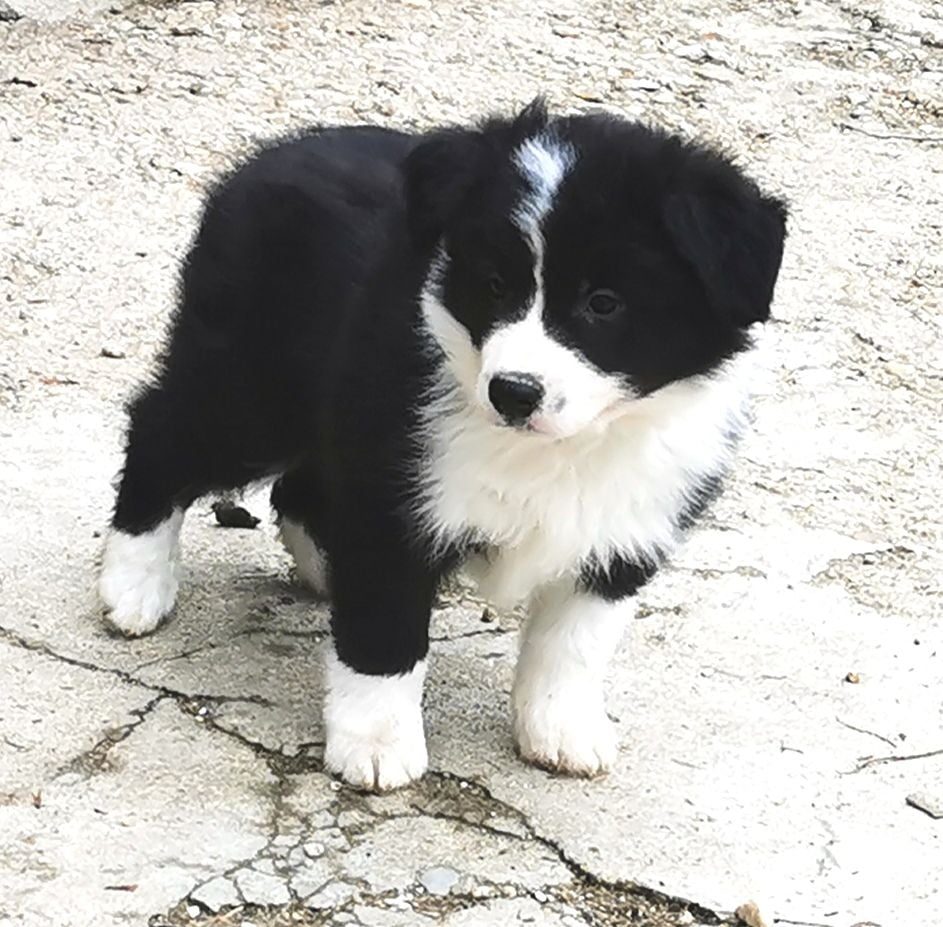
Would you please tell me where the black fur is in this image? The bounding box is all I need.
[109,104,786,675]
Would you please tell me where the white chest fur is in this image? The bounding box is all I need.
[415,354,753,606]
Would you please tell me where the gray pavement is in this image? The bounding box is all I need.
[1,1,941,925]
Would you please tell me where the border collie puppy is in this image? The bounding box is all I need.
[99,101,786,791]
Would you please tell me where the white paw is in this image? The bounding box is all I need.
[323,653,427,792]
[278,518,330,597]
[324,724,428,792]
[99,512,183,637]
[512,687,617,777]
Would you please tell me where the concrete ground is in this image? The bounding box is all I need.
[1,0,941,925]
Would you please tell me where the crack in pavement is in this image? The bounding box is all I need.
[0,624,274,709]
[0,614,896,927]
[0,603,845,925]
[842,746,943,775]
[0,626,738,925]
[128,638,245,673]
[158,708,738,927]
[414,772,732,926]
[57,692,167,779]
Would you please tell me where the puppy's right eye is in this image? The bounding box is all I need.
[487,274,506,299]
[583,288,625,319]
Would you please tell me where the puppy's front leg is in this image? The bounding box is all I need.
[323,649,428,792]
[512,581,635,777]
[323,541,437,792]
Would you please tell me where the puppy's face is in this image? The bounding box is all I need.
[409,105,787,438]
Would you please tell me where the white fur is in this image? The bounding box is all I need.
[278,517,330,597]
[511,133,576,254]
[416,338,751,607]
[477,305,627,438]
[423,132,622,441]
[323,650,428,791]
[99,509,184,636]
[512,585,629,775]
[417,132,753,782]
[417,131,752,605]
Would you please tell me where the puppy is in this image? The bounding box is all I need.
[99,100,786,791]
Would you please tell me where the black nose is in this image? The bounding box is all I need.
[488,374,544,422]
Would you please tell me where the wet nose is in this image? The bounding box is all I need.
[488,374,544,423]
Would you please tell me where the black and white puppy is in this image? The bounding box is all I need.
[99,101,786,791]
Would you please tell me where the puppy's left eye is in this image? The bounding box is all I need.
[584,289,624,319]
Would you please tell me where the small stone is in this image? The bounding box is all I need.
[845,671,861,684]
[673,43,708,62]
[212,500,260,529]
[419,866,459,896]
[533,890,549,903]
[624,77,662,91]
[907,792,943,819]
[303,841,325,858]
[735,901,769,927]
[187,905,200,917]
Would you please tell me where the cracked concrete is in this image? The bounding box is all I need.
[1,0,941,925]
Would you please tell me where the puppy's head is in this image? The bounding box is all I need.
[407,101,787,438]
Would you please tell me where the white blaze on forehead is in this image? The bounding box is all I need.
[512,134,576,247]
[418,129,623,441]
[471,133,622,437]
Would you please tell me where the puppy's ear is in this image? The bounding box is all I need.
[664,179,787,327]
[403,129,484,250]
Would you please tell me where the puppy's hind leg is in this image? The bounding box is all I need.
[271,467,331,598]
[100,380,262,637]
[100,506,185,638]
[101,382,209,636]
